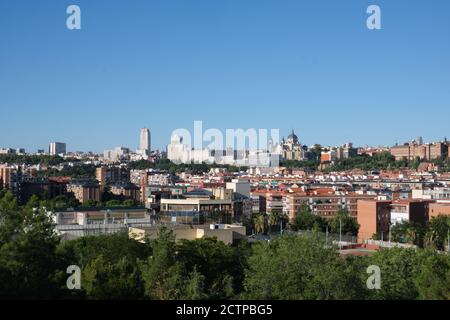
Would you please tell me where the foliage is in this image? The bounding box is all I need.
[242,233,366,300]
[290,203,327,232]
[281,160,318,170]
[82,255,144,299]
[0,191,62,299]
[0,154,66,166]
[129,159,247,174]
[37,164,96,179]
[390,221,425,246]
[1,191,449,300]
[324,152,409,172]
[424,215,450,250]
[328,209,360,237]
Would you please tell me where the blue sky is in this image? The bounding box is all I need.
[0,0,449,152]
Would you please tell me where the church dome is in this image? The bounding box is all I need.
[287,130,298,144]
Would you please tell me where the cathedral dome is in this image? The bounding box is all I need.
[287,130,299,144]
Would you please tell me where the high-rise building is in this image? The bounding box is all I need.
[49,142,66,155]
[139,128,151,155]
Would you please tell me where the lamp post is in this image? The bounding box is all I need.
[447,228,450,253]
[389,223,392,244]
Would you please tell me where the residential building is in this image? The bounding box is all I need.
[389,199,432,226]
[428,201,450,219]
[357,200,392,242]
[110,182,141,202]
[67,180,101,204]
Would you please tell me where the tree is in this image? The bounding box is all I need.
[367,247,450,300]
[242,233,364,300]
[83,199,103,208]
[390,221,424,246]
[253,214,266,235]
[424,215,450,250]
[177,237,244,299]
[414,250,450,300]
[267,213,279,234]
[328,208,359,236]
[0,192,62,299]
[140,228,185,300]
[184,267,207,300]
[291,203,326,232]
[367,248,420,300]
[82,255,144,299]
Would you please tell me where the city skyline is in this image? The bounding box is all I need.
[0,125,448,155]
[1,0,450,151]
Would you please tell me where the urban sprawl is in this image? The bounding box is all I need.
[1,128,450,300]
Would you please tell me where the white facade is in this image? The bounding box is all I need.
[103,146,130,162]
[139,128,151,155]
[412,188,450,200]
[49,142,66,155]
[167,135,191,164]
[226,179,250,198]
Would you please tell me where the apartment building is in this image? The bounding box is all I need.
[390,199,433,226]
[160,186,252,224]
[357,200,392,242]
[428,201,450,219]
[282,189,376,220]
[412,187,450,200]
[110,182,141,202]
[67,180,101,204]
[96,166,130,187]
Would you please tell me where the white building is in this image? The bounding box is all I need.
[167,134,279,167]
[49,142,66,155]
[103,146,130,162]
[167,134,191,164]
[412,188,450,200]
[138,128,151,155]
[226,179,250,197]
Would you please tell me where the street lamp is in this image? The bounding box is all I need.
[447,228,450,253]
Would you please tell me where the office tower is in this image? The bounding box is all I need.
[139,128,151,154]
[49,142,66,155]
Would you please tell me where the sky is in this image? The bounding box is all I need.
[0,0,449,153]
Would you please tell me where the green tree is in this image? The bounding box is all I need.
[184,267,207,300]
[253,214,266,235]
[177,237,244,299]
[82,255,143,299]
[414,250,450,300]
[424,215,450,250]
[140,228,186,300]
[390,221,424,246]
[0,192,62,299]
[367,248,420,300]
[328,208,359,236]
[243,233,365,300]
[291,203,326,232]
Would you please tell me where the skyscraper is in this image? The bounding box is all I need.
[139,128,151,155]
[49,142,66,155]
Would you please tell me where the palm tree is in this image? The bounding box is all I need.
[268,213,279,234]
[425,216,450,250]
[254,214,266,235]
